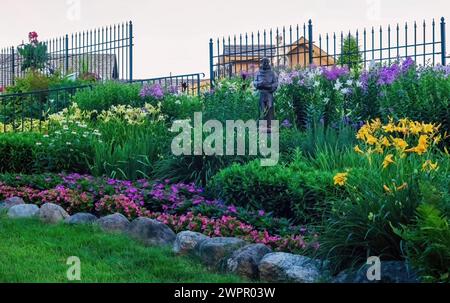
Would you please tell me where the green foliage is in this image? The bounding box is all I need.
[393,204,450,283]
[207,158,333,223]
[159,94,203,122]
[0,125,94,174]
[90,121,171,180]
[17,38,49,72]
[203,78,258,122]
[0,133,37,174]
[74,81,142,112]
[317,148,449,273]
[0,173,63,190]
[337,35,363,70]
[153,155,244,187]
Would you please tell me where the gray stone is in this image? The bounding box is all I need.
[0,197,25,211]
[97,213,130,233]
[198,237,247,268]
[127,217,176,246]
[333,261,420,283]
[39,203,70,224]
[173,231,209,255]
[7,204,39,219]
[226,244,272,280]
[259,252,321,283]
[65,213,98,225]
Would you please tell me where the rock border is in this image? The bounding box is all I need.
[1,198,419,283]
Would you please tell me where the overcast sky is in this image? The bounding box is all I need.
[0,0,448,78]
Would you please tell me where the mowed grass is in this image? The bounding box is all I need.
[0,216,245,283]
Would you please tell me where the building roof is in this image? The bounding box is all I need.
[222,45,277,57]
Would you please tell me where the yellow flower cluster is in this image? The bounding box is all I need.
[334,118,446,189]
[355,118,442,156]
[0,119,50,133]
[49,102,166,126]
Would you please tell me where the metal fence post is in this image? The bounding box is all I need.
[308,20,314,65]
[129,21,134,83]
[209,39,214,88]
[441,17,447,65]
[65,34,69,75]
[10,46,15,85]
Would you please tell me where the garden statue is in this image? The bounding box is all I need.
[254,57,278,130]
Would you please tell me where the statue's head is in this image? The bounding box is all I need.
[260,57,271,70]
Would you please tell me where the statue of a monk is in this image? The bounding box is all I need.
[253,58,278,130]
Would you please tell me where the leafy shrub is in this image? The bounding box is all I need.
[0,133,37,174]
[318,118,449,273]
[394,204,450,283]
[0,173,63,190]
[159,94,203,122]
[153,155,244,187]
[203,78,258,122]
[17,32,48,72]
[207,159,333,222]
[90,121,171,180]
[0,123,96,174]
[74,81,142,112]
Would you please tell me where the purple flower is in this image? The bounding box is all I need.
[258,210,265,217]
[401,57,415,72]
[168,85,179,95]
[322,66,349,81]
[281,120,292,128]
[140,83,165,100]
[377,64,401,86]
[227,205,238,214]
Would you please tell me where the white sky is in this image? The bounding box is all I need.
[0,0,448,78]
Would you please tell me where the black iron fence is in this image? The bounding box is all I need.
[132,73,206,96]
[0,72,206,133]
[0,85,92,133]
[209,17,448,86]
[0,21,133,88]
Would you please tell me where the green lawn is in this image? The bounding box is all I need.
[0,215,245,283]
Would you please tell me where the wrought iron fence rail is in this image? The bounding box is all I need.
[209,17,448,86]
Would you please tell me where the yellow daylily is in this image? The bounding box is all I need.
[422,160,439,172]
[354,145,364,155]
[383,154,395,169]
[396,183,408,191]
[383,185,393,194]
[334,173,349,187]
[391,138,409,151]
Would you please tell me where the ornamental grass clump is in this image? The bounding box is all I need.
[320,118,449,273]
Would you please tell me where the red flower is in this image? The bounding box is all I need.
[28,31,38,43]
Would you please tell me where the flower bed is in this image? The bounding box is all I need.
[0,173,318,254]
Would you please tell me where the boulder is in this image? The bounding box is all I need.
[39,203,70,224]
[197,237,247,268]
[334,261,420,283]
[97,213,130,233]
[173,231,209,255]
[226,244,272,280]
[7,204,39,219]
[259,252,321,283]
[127,217,176,246]
[0,197,25,211]
[65,213,98,225]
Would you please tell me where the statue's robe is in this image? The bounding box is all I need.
[254,68,278,128]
